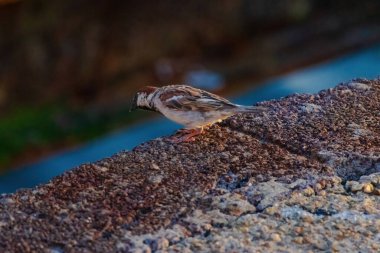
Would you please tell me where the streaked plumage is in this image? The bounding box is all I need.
[131,85,266,142]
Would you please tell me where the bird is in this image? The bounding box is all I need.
[130,85,266,143]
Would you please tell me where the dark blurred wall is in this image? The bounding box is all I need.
[1,0,380,110]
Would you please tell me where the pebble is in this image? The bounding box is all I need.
[94,165,108,172]
[362,183,374,193]
[151,163,160,170]
[148,175,164,184]
[0,198,15,205]
[270,233,281,242]
[348,82,371,90]
[134,246,151,253]
[155,238,169,250]
[294,227,303,234]
[303,187,315,196]
[345,181,363,192]
[49,247,64,253]
[359,173,380,185]
[293,237,303,244]
[300,103,323,113]
[331,241,340,251]
[314,183,322,191]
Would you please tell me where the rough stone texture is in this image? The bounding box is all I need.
[227,79,380,180]
[1,79,379,252]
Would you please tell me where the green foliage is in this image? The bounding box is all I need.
[0,103,148,172]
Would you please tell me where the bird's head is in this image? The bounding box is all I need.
[130,86,158,112]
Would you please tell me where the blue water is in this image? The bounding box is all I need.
[1,45,380,193]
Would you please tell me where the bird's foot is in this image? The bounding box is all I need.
[169,128,203,143]
[176,129,193,134]
[169,135,196,143]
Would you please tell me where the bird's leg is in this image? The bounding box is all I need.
[169,127,204,143]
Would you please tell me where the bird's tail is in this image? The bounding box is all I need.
[235,105,267,113]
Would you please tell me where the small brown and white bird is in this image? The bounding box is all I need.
[130,85,266,142]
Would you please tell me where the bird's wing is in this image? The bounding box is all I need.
[159,85,236,112]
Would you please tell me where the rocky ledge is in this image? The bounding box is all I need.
[1,79,380,252]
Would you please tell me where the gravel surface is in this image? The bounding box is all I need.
[0,79,379,252]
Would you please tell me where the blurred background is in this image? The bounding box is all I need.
[1,0,380,181]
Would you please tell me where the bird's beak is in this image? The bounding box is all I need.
[129,94,138,112]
